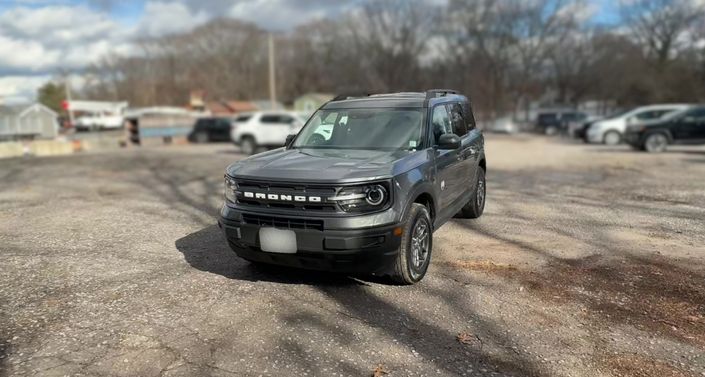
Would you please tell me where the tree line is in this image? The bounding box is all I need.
[77,0,705,119]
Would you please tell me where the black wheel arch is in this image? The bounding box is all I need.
[399,182,436,227]
[644,129,674,143]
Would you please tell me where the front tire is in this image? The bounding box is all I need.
[459,167,486,219]
[644,133,669,153]
[390,204,433,285]
[240,137,257,155]
[603,130,621,146]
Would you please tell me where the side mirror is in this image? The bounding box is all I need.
[285,134,296,147]
[437,134,461,150]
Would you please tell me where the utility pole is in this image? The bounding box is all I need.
[268,33,277,110]
[65,76,75,126]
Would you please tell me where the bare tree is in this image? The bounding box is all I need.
[345,0,440,91]
[622,0,705,68]
[79,0,705,110]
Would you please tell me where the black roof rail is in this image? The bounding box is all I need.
[331,93,372,101]
[425,89,459,100]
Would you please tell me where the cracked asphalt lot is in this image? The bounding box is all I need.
[1,136,705,376]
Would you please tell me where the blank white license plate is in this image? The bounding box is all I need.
[259,228,297,254]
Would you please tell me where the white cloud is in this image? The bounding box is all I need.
[0,0,372,102]
[0,75,52,103]
[558,2,599,23]
[227,0,356,30]
[0,5,132,74]
[0,35,59,72]
[137,1,210,37]
[0,5,123,44]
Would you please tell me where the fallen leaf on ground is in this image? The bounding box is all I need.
[457,332,477,345]
[372,364,389,376]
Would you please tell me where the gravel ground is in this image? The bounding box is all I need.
[1,136,704,377]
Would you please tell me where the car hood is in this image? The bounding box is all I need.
[227,148,417,182]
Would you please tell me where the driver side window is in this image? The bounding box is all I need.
[432,105,452,144]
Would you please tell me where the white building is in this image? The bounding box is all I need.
[0,103,58,141]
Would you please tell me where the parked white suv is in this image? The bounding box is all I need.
[231,111,306,155]
[586,104,690,145]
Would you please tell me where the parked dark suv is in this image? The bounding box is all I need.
[188,117,234,143]
[624,105,705,152]
[219,90,487,284]
[536,111,587,135]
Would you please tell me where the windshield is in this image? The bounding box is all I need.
[292,108,424,151]
[606,109,632,119]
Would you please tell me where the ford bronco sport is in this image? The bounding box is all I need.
[219,90,486,284]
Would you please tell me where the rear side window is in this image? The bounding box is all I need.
[562,112,584,122]
[462,102,476,130]
[216,118,231,128]
[538,113,558,123]
[195,119,212,129]
[447,103,468,137]
[280,115,295,124]
[261,115,281,123]
[235,114,252,122]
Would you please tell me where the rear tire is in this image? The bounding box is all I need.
[390,204,433,285]
[195,132,209,143]
[459,168,486,219]
[240,137,257,155]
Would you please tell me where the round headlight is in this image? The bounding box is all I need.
[365,185,386,206]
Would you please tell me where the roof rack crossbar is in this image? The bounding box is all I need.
[425,89,458,100]
[331,93,372,101]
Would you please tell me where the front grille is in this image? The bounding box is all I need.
[235,179,339,212]
[242,214,324,231]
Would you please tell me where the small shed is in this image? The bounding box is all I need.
[294,93,334,114]
[0,103,58,141]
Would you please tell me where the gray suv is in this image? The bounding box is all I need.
[219,90,486,284]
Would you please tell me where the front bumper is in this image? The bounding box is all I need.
[586,128,603,143]
[219,205,403,273]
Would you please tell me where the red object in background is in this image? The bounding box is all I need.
[61,100,70,110]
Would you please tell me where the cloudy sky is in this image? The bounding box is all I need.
[0,0,620,103]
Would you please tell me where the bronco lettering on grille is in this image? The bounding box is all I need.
[242,191,322,203]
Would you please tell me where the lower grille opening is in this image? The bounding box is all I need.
[242,214,324,231]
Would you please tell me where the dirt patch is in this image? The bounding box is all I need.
[489,256,705,347]
[442,259,518,272]
[601,354,692,377]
